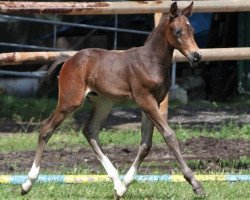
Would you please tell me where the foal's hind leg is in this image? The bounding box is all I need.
[82,96,126,198]
[21,89,86,195]
[123,111,154,187]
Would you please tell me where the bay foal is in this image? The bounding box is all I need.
[21,2,205,198]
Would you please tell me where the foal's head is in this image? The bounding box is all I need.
[166,2,201,66]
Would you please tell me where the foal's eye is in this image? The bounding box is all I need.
[175,29,182,37]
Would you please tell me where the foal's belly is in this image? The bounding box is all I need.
[86,69,133,102]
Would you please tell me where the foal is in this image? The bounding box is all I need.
[21,2,205,198]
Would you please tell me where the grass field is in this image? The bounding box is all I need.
[0,123,249,153]
[0,125,249,199]
[0,181,250,200]
[0,95,250,199]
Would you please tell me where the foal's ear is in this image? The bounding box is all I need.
[169,2,179,19]
[182,1,193,17]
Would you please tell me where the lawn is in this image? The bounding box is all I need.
[0,123,249,153]
[0,124,249,199]
[0,181,250,200]
[0,95,249,199]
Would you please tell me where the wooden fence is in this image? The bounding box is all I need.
[1,48,250,66]
[0,1,250,15]
[0,1,249,66]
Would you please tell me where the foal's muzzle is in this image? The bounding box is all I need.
[192,51,202,63]
[188,51,202,67]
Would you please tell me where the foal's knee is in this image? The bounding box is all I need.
[162,128,176,142]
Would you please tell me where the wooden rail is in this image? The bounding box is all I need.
[1,48,250,66]
[173,48,250,62]
[0,1,250,15]
[0,1,249,66]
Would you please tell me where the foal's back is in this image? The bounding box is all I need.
[60,47,146,101]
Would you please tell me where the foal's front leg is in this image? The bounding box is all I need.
[138,96,205,196]
[82,97,126,199]
[123,111,154,187]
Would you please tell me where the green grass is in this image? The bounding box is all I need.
[139,159,250,174]
[174,123,250,140]
[0,123,249,153]
[0,181,249,200]
[0,95,250,199]
[188,94,250,109]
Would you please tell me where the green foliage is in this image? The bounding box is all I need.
[0,95,57,122]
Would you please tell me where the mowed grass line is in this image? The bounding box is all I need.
[0,124,249,153]
[0,181,250,200]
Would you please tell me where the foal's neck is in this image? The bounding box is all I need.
[144,18,173,66]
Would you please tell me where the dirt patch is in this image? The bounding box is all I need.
[1,137,249,174]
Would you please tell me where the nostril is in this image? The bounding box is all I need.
[193,52,201,62]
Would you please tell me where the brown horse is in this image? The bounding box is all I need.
[21,2,204,198]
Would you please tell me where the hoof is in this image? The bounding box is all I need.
[114,190,123,200]
[114,182,127,199]
[21,187,29,196]
[194,187,206,196]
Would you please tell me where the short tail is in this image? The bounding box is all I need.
[37,55,70,98]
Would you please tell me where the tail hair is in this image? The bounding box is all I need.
[37,55,70,98]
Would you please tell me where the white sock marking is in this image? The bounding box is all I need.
[100,155,127,197]
[124,166,137,186]
[28,162,40,180]
[22,162,40,192]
